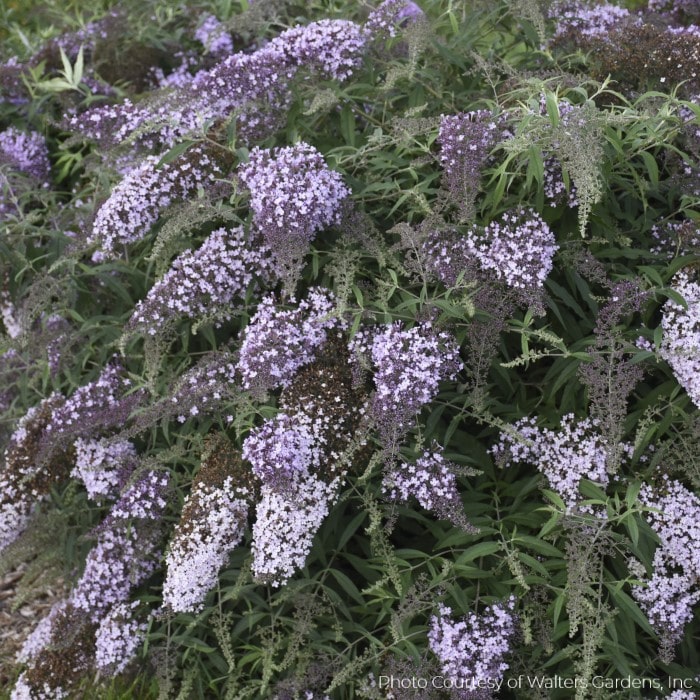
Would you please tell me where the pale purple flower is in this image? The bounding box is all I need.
[633,477,700,660]
[492,414,623,512]
[194,14,233,56]
[384,443,475,531]
[659,272,700,408]
[94,602,148,675]
[127,226,273,335]
[238,143,350,281]
[0,127,51,182]
[237,288,344,397]
[350,321,461,447]
[428,598,516,699]
[251,473,340,587]
[162,477,249,613]
[72,438,138,501]
[89,146,225,256]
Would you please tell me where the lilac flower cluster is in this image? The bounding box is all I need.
[550,2,631,41]
[466,209,558,291]
[649,0,700,24]
[72,438,138,502]
[350,321,461,448]
[243,412,325,491]
[0,394,67,552]
[127,226,272,336]
[428,598,516,699]
[492,414,621,513]
[633,477,700,660]
[89,146,226,256]
[72,19,367,152]
[94,602,148,675]
[165,353,237,422]
[69,97,199,152]
[237,288,344,397]
[384,443,474,531]
[365,0,425,40]
[438,111,503,220]
[252,473,340,587]
[12,671,69,699]
[422,209,557,294]
[16,600,68,664]
[0,127,51,219]
[238,143,350,281]
[659,272,700,408]
[71,473,166,621]
[43,360,144,445]
[275,19,368,82]
[194,14,233,56]
[163,476,249,612]
[0,127,51,182]
[543,157,578,208]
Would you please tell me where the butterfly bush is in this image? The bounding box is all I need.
[194,14,233,56]
[246,336,367,586]
[428,598,516,698]
[550,1,631,41]
[384,442,475,531]
[365,0,424,39]
[633,477,700,660]
[89,146,226,256]
[350,321,461,448]
[71,19,367,152]
[94,602,148,675]
[237,288,344,397]
[238,143,350,282]
[422,209,557,294]
[71,438,138,501]
[0,127,51,182]
[127,226,273,336]
[43,360,144,445]
[659,271,700,408]
[162,476,250,612]
[71,470,168,621]
[492,414,631,513]
[0,395,69,552]
[438,110,504,220]
[0,126,51,219]
[252,473,341,587]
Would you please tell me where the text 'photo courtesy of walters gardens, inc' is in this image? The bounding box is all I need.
[1,0,700,698]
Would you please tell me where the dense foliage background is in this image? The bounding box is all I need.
[1,0,700,698]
